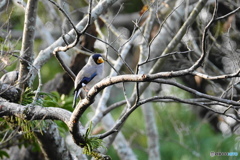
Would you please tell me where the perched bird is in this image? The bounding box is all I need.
[72,54,104,108]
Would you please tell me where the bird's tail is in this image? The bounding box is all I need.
[72,89,81,108]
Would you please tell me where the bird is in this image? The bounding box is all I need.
[72,54,104,108]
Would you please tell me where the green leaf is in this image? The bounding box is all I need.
[0,150,10,158]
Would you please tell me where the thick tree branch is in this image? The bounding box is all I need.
[0,98,71,124]
[18,0,39,89]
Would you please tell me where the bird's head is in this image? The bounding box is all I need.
[92,54,104,64]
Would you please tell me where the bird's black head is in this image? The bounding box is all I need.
[92,54,104,64]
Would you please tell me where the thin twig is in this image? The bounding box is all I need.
[47,0,78,33]
[32,69,42,104]
[139,50,192,66]
[122,82,131,108]
[102,100,126,116]
[190,0,218,71]
[214,6,240,21]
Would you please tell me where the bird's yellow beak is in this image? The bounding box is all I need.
[97,57,104,64]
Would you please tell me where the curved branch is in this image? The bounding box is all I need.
[72,72,240,121]
[68,72,240,143]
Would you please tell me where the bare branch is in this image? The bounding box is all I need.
[141,90,160,160]
[192,69,240,80]
[120,0,213,117]
[136,2,161,159]
[153,79,240,107]
[102,100,126,116]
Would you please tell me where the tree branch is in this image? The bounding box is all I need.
[0,98,71,124]
[18,0,39,89]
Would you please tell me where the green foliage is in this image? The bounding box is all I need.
[42,91,73,109]
[81,122,109,159]
[122,0,143,13]
[0,88,73,158]
[21,87,58,106]
[0,115,42,159]
[40,91,73,136]
[0,88,74,158]
[0,36,5,43]
[4,116,45,140]
[21,88,73,136]
[21,88,36,105]
[21,88,73,109]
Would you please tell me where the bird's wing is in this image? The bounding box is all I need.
[74,72,97,92]
[72,72,97,108]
